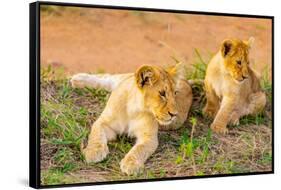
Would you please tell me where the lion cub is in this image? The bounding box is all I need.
[204,37,266,134]
[71,64,192,175]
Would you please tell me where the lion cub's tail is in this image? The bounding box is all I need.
[187,79,204,85]
[70,73,133,91]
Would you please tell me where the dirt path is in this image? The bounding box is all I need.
[41,7,272,75]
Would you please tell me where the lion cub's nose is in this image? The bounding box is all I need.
[168,111,178,118]
[242,75,248,80]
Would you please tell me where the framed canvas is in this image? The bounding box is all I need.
[29,1,274,188]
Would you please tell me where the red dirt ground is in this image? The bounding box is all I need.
[40,8,272,75]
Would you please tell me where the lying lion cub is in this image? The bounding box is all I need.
[71,64,192,175]
[204,37,266,134]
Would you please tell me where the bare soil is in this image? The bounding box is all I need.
[40,7,272,75]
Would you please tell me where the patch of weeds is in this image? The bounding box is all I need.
[41,100,88,149]
[240,112,267,126]
[146,170,156,179]
[196,171,204,176]
[159,169,166,178]
[41,64,66,82]
[53,147,75,165]
[84,87,109,104]
[41,167,76,185]
[260,65,272,101]
[258,152,272,165]
[91,156,112,169]
[160,133,175,143]
[59,81,74,99]
[41,65,111,184]
[186,49,209,119]
[61,162,77,173]
[197,129,212,163]
[186,49,208,80]
[41,169,65,185]
[175,155,184,164]
[176,117,198,164]
[41,5,81,16]
[110,136,133,154]
[213,159,235,174]
[41,5,65,15]
[230,165,250,174]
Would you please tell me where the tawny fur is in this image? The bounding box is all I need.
[71,64,192,175]
[204,37,266,134]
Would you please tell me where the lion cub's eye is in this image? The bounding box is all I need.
[236,60,242,65]
[159,90,166,97]
[175,91,179,95]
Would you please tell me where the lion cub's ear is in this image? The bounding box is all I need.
[221,39,234,57]
[135,65,159,88]
[166,63,186,81]
[244,37,255,48]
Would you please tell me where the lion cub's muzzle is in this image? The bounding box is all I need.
[236,75,249,83]
[156,111,178,126]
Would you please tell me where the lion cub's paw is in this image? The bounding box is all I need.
[203,107,216,118]
[120,155,144,175]
[82,143,109,163]
[229,113,240,126]
[70,73,88,88]
[210,123,228,134]
[229,119,240,126]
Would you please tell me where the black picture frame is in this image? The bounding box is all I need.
[30,1,274,189]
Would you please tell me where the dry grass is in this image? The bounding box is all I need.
[40,58,272,185]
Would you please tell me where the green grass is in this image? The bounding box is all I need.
[40,50,272,185]
[40,66,111,184]
[41,169,69,185]
[186,49,208,80]
[258,152,272,165]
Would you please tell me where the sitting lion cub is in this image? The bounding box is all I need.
[204,37,266,134]
[71,64,192,175]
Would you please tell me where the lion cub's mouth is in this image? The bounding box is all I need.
[156,117,175,126]
[232,75,248,84]
[235,78,248,84]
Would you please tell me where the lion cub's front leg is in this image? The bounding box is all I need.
[120,119,158,175]
[82,119,116,163]
[120,136,158,175]
[210,96,236,134]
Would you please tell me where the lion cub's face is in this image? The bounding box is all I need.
[135,65,184,126]
[220,37,254,83]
